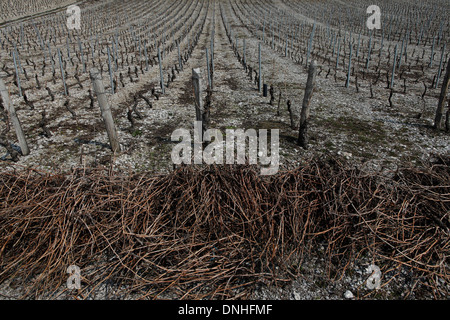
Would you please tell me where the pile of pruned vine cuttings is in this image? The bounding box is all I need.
[0,155,448,299]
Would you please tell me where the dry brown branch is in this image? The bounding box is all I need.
[0,156,448,299]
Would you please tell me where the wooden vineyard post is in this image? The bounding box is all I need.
[47,42,55,74]
[435,44,446,89]
[346,43,352,88]
[158,47,165,94]
[243,38,246,67]
[258,43,262,92]
[398,38,404,68]
[429,37,435,68]
[78,37,86,73]
[192,68,209,147]
[206,48,211,88]
[297,60,317,148]
[306,36,311,66]
[89,68,121,153]
[90,40,95,63]
[366,30,372,70]
[138,36,142,63]
[20,24,24,50]
[107,46,114,94]
[66,38,71,60]
[285,38,288,57]
[177,41,182,71]
[434,57,450,130]
[332,33,337,56]
[0,77,30,156]
[57,48,68,96]
[13,46,24,77]
[192,68,203,123]
[114,35,119,71]
[144,40,149,71]
[335,38,341,70]
[306,22,316,67]
[390,44,398,89]
[210,38,214,87]
[12,50,22,97]
[356,33,361,58]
